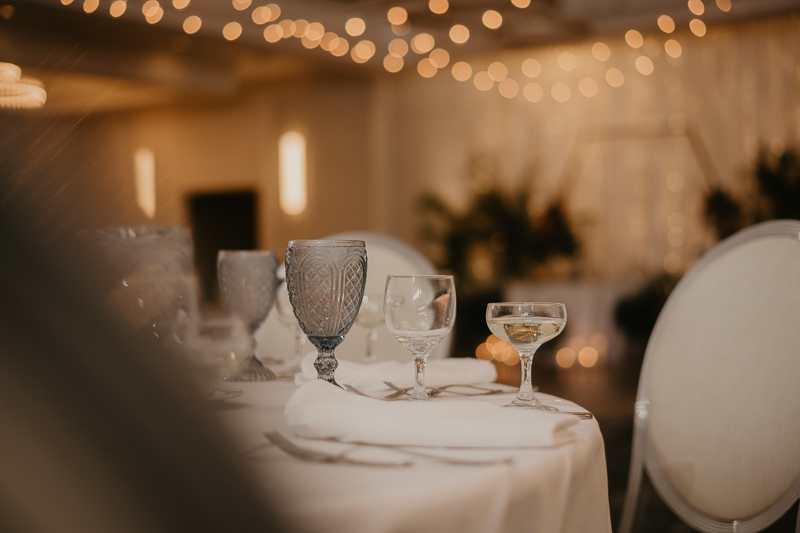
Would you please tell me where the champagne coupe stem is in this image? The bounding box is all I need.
[517,347,538,402]
[411,355,429,401]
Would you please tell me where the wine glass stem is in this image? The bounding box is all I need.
[365,328,377,360]
[411,356,428,400]
[517,347,539,402]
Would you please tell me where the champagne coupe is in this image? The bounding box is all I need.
[384,275,456,401]
[217,250,280,381]
[285,240,367,385]
[486,302,567,410]
[356,293,384,361]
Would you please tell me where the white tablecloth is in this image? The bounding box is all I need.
[215,381,612,533]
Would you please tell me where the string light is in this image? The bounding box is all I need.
[293,20,309,38]
[84,0,99,13]
[223,22,242,40]
[146,6,163,23]
[498,78,519,98]
[690,19,707,36]
[551,82,571,102]
[173,0,190,10]
[232,0,251,11]
[61,0,73,5]
[606,68,624,87]
[429,48,449,68]
[384,54,403,72]
[665,39,682,58]
[388,38,408,57]
[557,51,577,71]
[521,58,541,78]
[625,30,644,48]
[142,1,158,17]
[473,71,493,91]
[482,10,502,29]
[345,17,364,37]
[417,58,437,78]
[635,56,654,75]
[658,15,675,33]
[511,0,531,7]
[352,40,375,62]
[252,7,270,24]
[592,42,611,61]
[487,62,507,81]
[579,77,598,97]
[387,6,407,25]
[183,15,201,33]
[109,0,126,17]
[278,20,295,38]
[523,82,543,102]
[429,0,448,14]
[331,38,349,57]
[264,24,282,42]
[449,24,469,44]
[307,22,324,40]
[320,32,338,51]
[451,61,472,81]
[716,0,731,12]
[410,33,434,54]
[688,0,705,16]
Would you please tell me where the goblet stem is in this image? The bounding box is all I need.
[312,348,340,386]
[365,328,377,361]
[411,355,429,401]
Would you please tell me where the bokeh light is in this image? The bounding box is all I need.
[417,57,437,78]
[345,18,365,37]
[523,82,543,102]
[84,0,99,13]
[664,252,682,273]
[605,68,624,87]
[556,348,576,368]
[451,61,472,81]
[625,29,644,48]
[658,15,675,33]
[223,22,242,40]
[388,38,408,57]
[636,56,654,75]
[353,40,376,62]
[387,6,407,25]
[109,0,126,17]
[429,0,448,14]
[450,24,469,44]
[429,48,450,68]
[665,39,682,58]
[667,171,684,192]
[557,51,577,71]
[331,38,349,57]
[473,71,493,91]
[411,33,435,54]
[183,15,201,34]
[232,0,251,11]
[251,6,270,24]
[690,19,707,36]
[578,347,599,367]
[579,77,598,97]
[716,0,731,12]
[173,0,190,9]
[522,58,541,78]
[592,42,611,61]
[512,0,531,6]
[498,78,519,98]
[688,0,705,16]
[551,82,571,102]
[482,10,502,29]
[488,61,507,81]
[384,54,404,73]
[264,24,282,42]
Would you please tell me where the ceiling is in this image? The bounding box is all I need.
[2,0,798,113]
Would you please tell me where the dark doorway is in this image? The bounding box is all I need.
[188,190,257,304]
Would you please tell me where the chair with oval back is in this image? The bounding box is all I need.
[619,220,800,533]
[257,232,451,363]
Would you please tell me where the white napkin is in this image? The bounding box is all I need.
[294,353,497,390]
[285,380,579,448]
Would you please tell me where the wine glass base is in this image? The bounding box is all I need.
[507,397,559,411]
[224,355,276,382]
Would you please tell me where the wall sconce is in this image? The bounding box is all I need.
[279,131,307,216]
[134,147,156,219]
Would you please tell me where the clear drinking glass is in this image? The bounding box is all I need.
[217,250,280,381]
[356,293,384,361]
[486,302,567,410]
[384,275,456,401]
[285,240,367,385]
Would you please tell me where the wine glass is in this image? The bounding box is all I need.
[486,302,567,410]
[285,240,367,385]
[384,275,456,401]
[217,250,280,381]
[356,293,384,361]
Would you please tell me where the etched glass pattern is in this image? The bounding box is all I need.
[285,240,367,384]
[217,250,280,381]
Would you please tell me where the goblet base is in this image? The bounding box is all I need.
[508,397,559,411]
[224,355,276,382]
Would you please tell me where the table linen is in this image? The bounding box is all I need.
[216,381,612,533]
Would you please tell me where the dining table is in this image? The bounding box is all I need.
[213,376,612,533]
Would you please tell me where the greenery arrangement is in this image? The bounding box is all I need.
[614,146,799,361]
[418,184,578,357]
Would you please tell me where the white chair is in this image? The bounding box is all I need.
[257,232,451,363]
[619,220,800,533]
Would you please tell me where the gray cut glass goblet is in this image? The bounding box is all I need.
[217,250,280,381]
[285,240,367,385]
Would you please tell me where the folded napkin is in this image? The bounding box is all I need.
[294,353,497,390]
[285,380,579,448]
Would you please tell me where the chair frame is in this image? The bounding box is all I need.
[619,220,800,533]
